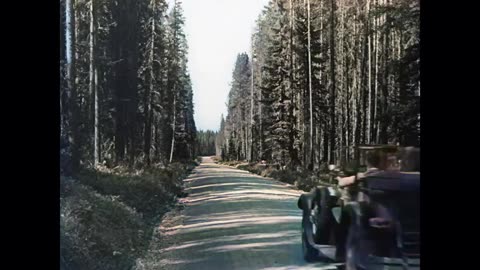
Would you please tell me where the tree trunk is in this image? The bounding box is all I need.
[307,0,314,167]
[366,0,372,144]
[94,66,99,167]
[144,1,156,166]
[316,125,320,167]
[154,117,160,161]
[244,123,247,159]
[339,1,346,166]
[345,35,351,161]
[89,0,98,167]
[249,42,254,161]
[113,4,127,164]
[329,0,336,164]
[361,4,369,145]
[380,3,389,144]
[259,81,263,160]
[68,0,81,174]
[60,0,67,133]
[288,0,298,168]
[373,0,379,143]
[352,14,359,150]
[128,3,139,168]
[169,95,176,163]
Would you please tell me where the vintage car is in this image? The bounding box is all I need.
[298,145,420,270]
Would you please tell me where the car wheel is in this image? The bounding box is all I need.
[312,188,334,244]
[302,216,319,262]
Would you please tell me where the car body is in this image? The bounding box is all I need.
[298,145,420,270]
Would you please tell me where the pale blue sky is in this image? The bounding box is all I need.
[175,0,269,131]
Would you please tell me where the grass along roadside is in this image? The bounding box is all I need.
[233,162,344,192]
[60,162,196,270]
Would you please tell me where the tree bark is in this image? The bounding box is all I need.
[169,95,176,163]
[329,0,336,164]
[380,0,390,144]
[249,42,254,161]
[307,0,314,167]
[373,0,379,143]
[366,0,372,144]
[68,0,81,174]
[339,1,346,166]
[89,0,99,167]
[144,0,156,166]
[94,66,99,167]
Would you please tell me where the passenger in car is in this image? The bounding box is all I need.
[337,150,383,187]
[336,150,386,204]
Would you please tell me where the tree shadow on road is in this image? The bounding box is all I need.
[144,163,338,270]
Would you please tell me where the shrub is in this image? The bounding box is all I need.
[61,162,196,270]
[219,160,244,167]
[77,163,191,222]
[61,180,147,270]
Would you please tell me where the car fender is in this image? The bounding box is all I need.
[298,188,317,210]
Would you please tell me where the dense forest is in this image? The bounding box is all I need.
[60,0,196,175]
[60,1,198,269]
[196,130,218,156]
[59,1,421,269]
[218,0,420,169]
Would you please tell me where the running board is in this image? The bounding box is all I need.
[312,244,337,261]
[305,223,338,261]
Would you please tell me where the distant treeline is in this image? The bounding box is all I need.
[196,130,218,156]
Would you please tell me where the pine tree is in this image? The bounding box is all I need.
[222,53,252,162]
[61,0,198,172]
[165,0,196,162]
[223,0,420,169]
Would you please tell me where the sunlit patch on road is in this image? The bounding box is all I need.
[147,160,340,270]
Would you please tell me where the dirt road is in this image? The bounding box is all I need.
[141,157,339,270]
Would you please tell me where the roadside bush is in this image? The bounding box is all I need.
[268,169,298,184]
[77,162,192,222]
[237,163,265,175]
[233,162,339,192]
[61,161,196,270]
[219,160,244,167]
[61,180,147,270]
[294,173,319,191]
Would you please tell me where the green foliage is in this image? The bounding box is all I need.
[237,163,264,175]
[227,138,237,161]
[196,130,218,156]
[221,144,226,161]
[219,160,244,167]
[61,0,196,169]
[220,53,252,162]
[268,169,298,185]
[219,0,420,169]
[61,179,147,270]
[235,160,361,192]
[60,161,194,270]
